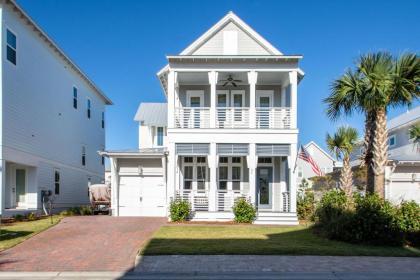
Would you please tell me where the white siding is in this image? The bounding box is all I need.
[192,22,271,55]
[1,4,107,210]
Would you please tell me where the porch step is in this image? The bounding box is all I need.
[254,212,299,225]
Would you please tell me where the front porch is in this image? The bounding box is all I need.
[170,143,298,224]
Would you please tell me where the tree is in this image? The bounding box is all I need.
[409,123,420,151]
[325,52,420,198]
[326,126,359,196]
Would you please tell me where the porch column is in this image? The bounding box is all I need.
[208,142,217,211]
[288,71,297,129]
[110,157,119,216]
[209,71,218,128]
[167,70,177,128]
[287,143,297,213]
[167,143,176,203]
[248,71,257,128]
[247,143,257,204]
[0,159,5,217]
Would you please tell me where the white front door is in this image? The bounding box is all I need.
[256,91,273,128]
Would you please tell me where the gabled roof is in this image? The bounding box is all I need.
[304,141,336,162]
[180,11,282,56]
[387,106,420,131]
[134,103,168,127]
[6,0,112,105]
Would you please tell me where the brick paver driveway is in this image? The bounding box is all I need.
[0,216,166,271]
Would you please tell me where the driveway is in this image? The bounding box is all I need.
[0,216,166,271]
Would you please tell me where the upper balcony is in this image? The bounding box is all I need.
[166,70,299,131]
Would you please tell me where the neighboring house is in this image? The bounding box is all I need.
[296,141,341,186]
[0,1,112,217]
[350,106,420,203]
[102,11,304,224]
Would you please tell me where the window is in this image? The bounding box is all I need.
[197,157,206,163]
[87,99,91,119]
[101,156,105,166]
[184,157,193,163]
[54,170,60,195]
[6,29,16,65]
[219,166,228,190]
[258,157,272,164]
[184,166,193,190]
[157,127,163,146]
[389,134,396,147]
[197,166,206,191]
[219,157,228,164]
[232,166,241,191]
[232,157,241,164]
[82,146,86,166]
[73,87,78,109]
[101,112,105,129]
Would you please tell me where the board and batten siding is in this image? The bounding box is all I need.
[192,22,271,55]
[1,3,107,209]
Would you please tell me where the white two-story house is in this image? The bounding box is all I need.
[0,0,112,216]
[103,12,304,224]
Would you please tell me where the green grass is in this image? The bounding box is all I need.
[0,215,62,251]
[141,224,420,257]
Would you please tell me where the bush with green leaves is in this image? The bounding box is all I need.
[233,198,256,223]
[13,214,24,221]
[297,190,316,221]
[315,189,349,225]
[169,199,191,222]
[396,201,420,246]
[27,212,38,221]
[60,206,93,216]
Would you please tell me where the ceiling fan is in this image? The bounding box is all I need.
[220,75,242,87]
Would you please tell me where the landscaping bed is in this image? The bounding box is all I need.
[141,224,420,256]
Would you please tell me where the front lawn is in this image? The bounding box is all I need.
[0,215,62,251]
[141,224,420,257]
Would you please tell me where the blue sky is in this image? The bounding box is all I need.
[18,0,420,152]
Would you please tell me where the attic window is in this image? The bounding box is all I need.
[223,31,238,55]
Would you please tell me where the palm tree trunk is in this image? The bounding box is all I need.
[361,110,375,194]
[372,107,388,198]
[340,156,353,197]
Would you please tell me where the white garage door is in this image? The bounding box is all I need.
[119,175,166,217]
[389,181,420,204]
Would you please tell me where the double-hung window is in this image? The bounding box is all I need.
[218,157,242,192]
[87,99,91,119]
[73,87,78,109]
[6,29,17,65]
[156,127,163,146]
[101,112,105,129]
[54,170,60,195]
[82,146,86,166]
[196,157,206,191]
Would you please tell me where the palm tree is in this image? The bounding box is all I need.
[326,126,359,196]
[325,52,420,198]
[409,123,420,151]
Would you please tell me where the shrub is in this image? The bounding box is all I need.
[396,201,420,246]
[169,199,190,222]
[60,206,93,216]
[232,198,256,223]
[27,212,37,221]
[297,190,315,221]
[13,214,24,221]
[79,206,93,216]
[315,190,349,225]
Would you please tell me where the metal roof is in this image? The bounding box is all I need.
[134,103,167,126]
[388,106,420,131]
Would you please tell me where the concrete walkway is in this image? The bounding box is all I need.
[0,216,166,271]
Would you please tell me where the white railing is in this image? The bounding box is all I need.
[256,107,291,129]
[174,107,210,128]
[216,107,250,128]
[176,190,209,212]
[217,191,249,212]
[282,192,290,212]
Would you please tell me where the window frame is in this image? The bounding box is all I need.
[156,127,164,146]
[389,134,397,148]
[82,146,86,166]
[101,112,105,128]
[6,28,17,66]
[217,157,243,192]
[87,99,91,119]
[182,156,208,192]
[73,86,78,109]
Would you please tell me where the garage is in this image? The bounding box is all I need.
[386,164,420,205]
[103,149,168,217]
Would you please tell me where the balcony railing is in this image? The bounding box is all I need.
[217,190,249,212]
[176,190,209,212]
[216,107,250,128]
[174,107,210,128]
[174,107,292,129]
[256,107,291,129]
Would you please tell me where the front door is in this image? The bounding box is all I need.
[187,91,204,128]
[15,169,26,206]
[256,91,273,128]
[257,167,272,209]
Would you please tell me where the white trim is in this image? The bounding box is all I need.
[181,156,209,192]
[256,164,274,209]
[186,90,204,107]
[10,165,28,208]
[180,11,282,56]
[5,27,17,66]
[389,134,397,148]
[216,90,229,107]
[217,156,244,192]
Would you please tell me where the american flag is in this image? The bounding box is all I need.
[298,145,323,176]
